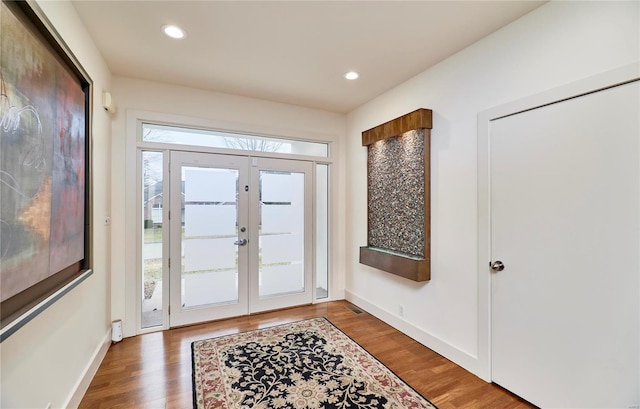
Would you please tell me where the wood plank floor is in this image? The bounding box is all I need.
[79,301,535,409]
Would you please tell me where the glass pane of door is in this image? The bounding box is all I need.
[141,151,164,328]
[181,166,240,308]
[315,163,329,299]
[258,171,306,298]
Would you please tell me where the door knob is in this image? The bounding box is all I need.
[490,260,505,272]
[234,238,248,246]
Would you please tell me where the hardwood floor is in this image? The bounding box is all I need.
[79,301,534,409]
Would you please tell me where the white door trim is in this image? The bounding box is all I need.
[477,61,640,381]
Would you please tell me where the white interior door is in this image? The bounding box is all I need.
[169,152,313,327]
[490,80,639,408]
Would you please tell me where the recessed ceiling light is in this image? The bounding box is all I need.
[345,71,359,80]
[162,25,186,39]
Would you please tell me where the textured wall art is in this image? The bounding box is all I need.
[360,109,431,282]
[367,129,425,257]
[0,0,91,332]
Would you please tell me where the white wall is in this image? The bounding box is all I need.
[0,1,112,408]
[109,77,346,337]
[345,0,639,377]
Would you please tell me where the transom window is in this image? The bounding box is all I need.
[142,123,329,157]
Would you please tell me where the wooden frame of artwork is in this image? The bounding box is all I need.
[0,0,93,340]
[360,109,431,282]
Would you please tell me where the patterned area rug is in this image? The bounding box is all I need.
[192,317,437,409]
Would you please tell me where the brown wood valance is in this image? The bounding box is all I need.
[362,108,432,146]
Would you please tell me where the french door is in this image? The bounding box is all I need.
[169,151,313,327]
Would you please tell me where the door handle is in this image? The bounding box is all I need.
[234,238,248,246]
[490,260,505,272]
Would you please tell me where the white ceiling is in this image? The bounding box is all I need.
[72,1,545,113]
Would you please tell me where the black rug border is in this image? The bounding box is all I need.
[191,340,197,409]
[191,316,438,409]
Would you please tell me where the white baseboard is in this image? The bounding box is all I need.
[64,329,112,409]
[345,290,483,378]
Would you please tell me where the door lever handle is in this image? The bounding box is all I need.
[234,238,248,246]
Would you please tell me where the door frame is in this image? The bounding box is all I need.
[129,112,338,338]
[477,61,640,381]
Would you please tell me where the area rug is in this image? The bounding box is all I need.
[192,317,437,409]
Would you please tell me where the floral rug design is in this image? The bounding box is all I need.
[192,317,437,409]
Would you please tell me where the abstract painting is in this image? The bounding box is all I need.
[1,0,89,326]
